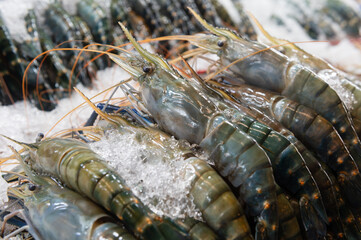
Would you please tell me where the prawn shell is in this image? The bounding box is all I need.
[179,218,218,240]
[20,173,136,240]
[27,138,189,240]
[212,81,346,238]
[271,96,356,168]
[220,39,288,93]
[92,223,136,240]
[76,0,111,44]
[210,26,361,171]
[0,13,24,81]
[200,120,278,239]
[188,157,252,239]
[282,66,361,165]
[276,189,302,240]
[29,139,88,175]
[211,80,361,222]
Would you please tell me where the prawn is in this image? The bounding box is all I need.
[76,91,253,240]
[109,22,287,240]
[207,81,361,206]
[187,9,361,183]
[2,150,136,240]
[252,17,361,168]
[4,136,190,240]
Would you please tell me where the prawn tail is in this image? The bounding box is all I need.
[255,219,276,240]
[299,196,327,239]
[339,173,361,209]
[300,182,328,225]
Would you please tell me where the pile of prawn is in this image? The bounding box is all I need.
[0,0,256,111]
[2,3,361,240]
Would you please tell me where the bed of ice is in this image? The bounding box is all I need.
[90,130,202,220]
[1,0,361,219]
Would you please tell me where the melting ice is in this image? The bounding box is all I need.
[90,130,203,220]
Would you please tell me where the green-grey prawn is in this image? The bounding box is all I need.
[109,22,283,240]
[208,81,361,205]
[2,150,136,240]
[187,8,361,174]
[3,135,190,240]
[76,89,253,240]
[181,50,329,237]
[217,81,353,238]
[186,9,361,211]
[252,17,361,168]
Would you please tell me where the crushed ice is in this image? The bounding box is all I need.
[89,130,203,220]
[0,66,128,159]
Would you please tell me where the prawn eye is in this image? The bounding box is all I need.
[143,66,152,73]
[217,40,225,47]
[36,133,44,142]
[28,184,36,191]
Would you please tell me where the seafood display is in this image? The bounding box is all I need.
[5,150,136,240]
[0,0,257,110]
[250,0,361,41]
[2,0,361,239]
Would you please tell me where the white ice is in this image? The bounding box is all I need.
[0,66,128,158]
[90,130,203,220]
